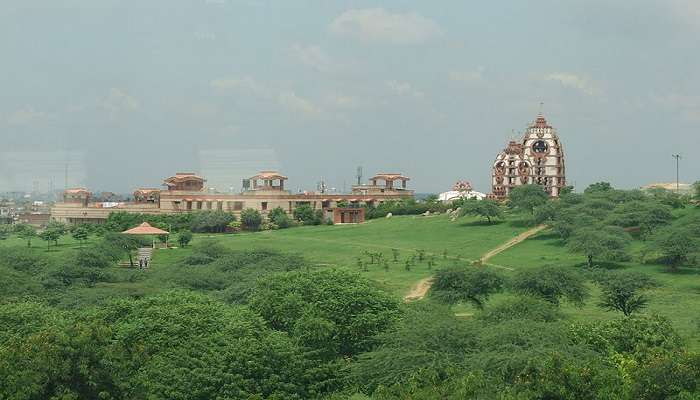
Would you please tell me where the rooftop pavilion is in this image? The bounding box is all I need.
[247,171,288,192]
[352,173,413,195]
[163,173,206,191]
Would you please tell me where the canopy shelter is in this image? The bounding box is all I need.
[122,222,169,235]
[122,222,170,249]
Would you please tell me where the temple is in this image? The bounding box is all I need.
[50,170,413,224]
[491,113,566,198]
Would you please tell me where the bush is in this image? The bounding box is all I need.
[188,211,235,233]
[240,208,262,231]
[293,204,322,225]
[249,269,400,358]
[183,253,215,265]
[191,240,229,259]
[74,248,113,269]
[431,267,504,309]
[177,230,193,247]
[269,207,292,228]
[477,296,563,323]
[511,265,589,306]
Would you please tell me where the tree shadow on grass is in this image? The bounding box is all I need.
[574,261,629,271]
[458,220,506,227]
[508,219,537,228]
[528,232,560,241]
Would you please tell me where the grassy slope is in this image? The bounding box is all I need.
[157,214,529,294]
[488,208,700,349]
[0,215,528,305]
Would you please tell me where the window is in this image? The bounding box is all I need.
[233,201,243,211]
[261,202,268,211]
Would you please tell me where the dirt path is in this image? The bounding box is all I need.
[479,225,547,263]
[403,277,434,301]
[403,225,547,302]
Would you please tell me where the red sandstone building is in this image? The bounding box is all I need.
[51,171,413,224]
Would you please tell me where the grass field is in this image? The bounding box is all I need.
[155,214,530,294]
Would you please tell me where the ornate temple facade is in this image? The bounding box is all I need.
[491,114,566,198]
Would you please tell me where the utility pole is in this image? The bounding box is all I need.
[672,154,681,193]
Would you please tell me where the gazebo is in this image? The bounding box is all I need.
[122,222,170,248]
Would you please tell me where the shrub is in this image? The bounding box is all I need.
[240,208,262,231]
[269,207,292,228]
[477,296,563,323]
[177,230,193,247]
[431,267,504,309]
[183,253,215,266]
[511,265,588,306]
[188,211,235,233]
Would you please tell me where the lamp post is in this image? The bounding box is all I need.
[672,154,681,193]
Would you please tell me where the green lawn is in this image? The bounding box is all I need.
[488,223,700,349]
[156,214,530,294]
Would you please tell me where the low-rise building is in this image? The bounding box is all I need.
[51,170,414,224]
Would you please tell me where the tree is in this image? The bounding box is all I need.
[39,228,62,251]
[508,184,549,214]
[15,224,37,247]
[0,292,325,400]
[103,232,142,267]
[533,202,558,224]
[559,185,575,195]
[240,208,262,231]
[584,181,613,194]
[177,230,193,247]
[694,181,700,200]
[349,302,478,393]
[0,225,11,241]
[605,201,673,237]
[249,269,400,358]
[189,211,235,233]
[511,265,588,306]
[293,204,321,225]
[477,296,563,323]
[594,270,657,316]
[269,206,292,228]
[431,267,504,309]
[459,199,502,224]
[71,226,89,247]
[567,226,631,268]
[650,227,699,270]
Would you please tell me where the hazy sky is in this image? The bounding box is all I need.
[1,0,699,193]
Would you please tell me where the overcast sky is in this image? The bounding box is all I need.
[1,0,699,193]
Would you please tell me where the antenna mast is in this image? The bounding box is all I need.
[672,154,681,193]
[356,166,363,185]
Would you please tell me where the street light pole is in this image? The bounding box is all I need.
[672,154,681,193]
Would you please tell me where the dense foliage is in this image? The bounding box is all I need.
[522,182,699,269]
[365,198,448,219]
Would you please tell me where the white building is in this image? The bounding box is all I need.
[438,180,486,202]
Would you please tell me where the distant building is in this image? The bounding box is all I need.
[17,212,51,227]
[351,173,413,196]
[50,170,414,224]
[439,181,486,202]
[492,113,566,198]
[641,183,694,195]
